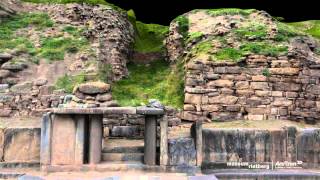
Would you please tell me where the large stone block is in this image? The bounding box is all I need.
[0,129,3,161]
[209,95,238,105]
[208,79,233,88]
[235,81,249,90]
[3,128,40,162]
[10,82,33,94]
[185,93,202,104]
[250,82,269,90]
[269,68,300,75]
[111,126,140,137]
[78,82,110,94]
[168,138,196,166]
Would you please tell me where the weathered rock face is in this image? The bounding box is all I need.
[166,9,320,123]
[202,127,320,168]
[0,0,20,18]
[0,127,40,163]
[168,138,196,166]
[28,3,135,81]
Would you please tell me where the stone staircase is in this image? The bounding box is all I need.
[102,138,144,164]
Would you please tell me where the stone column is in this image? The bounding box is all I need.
[195,121,203,166]
[144,115,157,165]
[160,118,168,166]
[89,115,103,164]
[40,113,52,166]
[75,115,85,165]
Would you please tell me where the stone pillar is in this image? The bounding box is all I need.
[144,115,157,165]
[89,115,103,164]
[75,115,85,165]
[40,113,52,166]
[195,121,203,166]
[160,118,168,166]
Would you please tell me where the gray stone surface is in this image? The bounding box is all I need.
[168,138,196,166]
[10,82,33,94]
[111,126,140,137]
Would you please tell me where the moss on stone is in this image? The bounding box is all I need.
[287,20,320,40]
[134,21,169,53]
[174,15,189,40]
[186,32,203,44]
[191,40,213,55]
[206,8,256,17]
[21,0,124,12]
[234,23,268,40]
[112,59,184,108]
[214,48,243,62]
[55,73,86,93]
[240,42,288,56]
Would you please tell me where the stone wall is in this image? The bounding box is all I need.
[0,127,40,163]
[182,51,320,123]
[0,80,64,117]
[202,127,320,168]
[103,106,181,138]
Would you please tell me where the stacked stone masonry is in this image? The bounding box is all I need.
[182,54,320,123]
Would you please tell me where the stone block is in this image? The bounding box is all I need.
[214,66,241,74]
[209,95,238,105]
[246,97,262,106]
[235,81,249,90]
[245,107,270,115]
[0,108,11,117]
[205,73,219,80]
[273,98,292,106]
[224,105,241,112]
[201,105,220,112]
[184,93,202,104]
[184,104,195,111]
[247,114,264,120]
[252,75,267,82]
[180,111,203,121]
[208,79,233,88]
[274,82,301,92]
[286,92,298,98]
[168,138,196,166]
[103,127,110,137]
[10,82,33,94]
[271,91,283,97]
[236,90,254,96]
[3,128,40,162]
[96,93,112,102]
[269,68,300,75]
[220,88,234,95]
[255,91,270,97]
[78,82,110,94]
[0,70,10,78]
[111,126,140,137]
[250,82,269,90]
[0,128,3,161]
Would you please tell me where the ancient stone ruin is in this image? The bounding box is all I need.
[0,1,320,179]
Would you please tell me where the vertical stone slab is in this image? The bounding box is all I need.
[286,126,297,162]
[195,121,203,166]
[89,115,102,164]
[74,115,85,165]
[0,128,4,161]
[144,115,157,165]
[51,114,76,165]
[160,118,168,166]
[40,113,52,165]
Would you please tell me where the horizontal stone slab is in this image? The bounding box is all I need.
[52,107,164,115]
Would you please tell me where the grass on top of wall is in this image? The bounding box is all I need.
[112,59,184,108]
[134,21,169,53]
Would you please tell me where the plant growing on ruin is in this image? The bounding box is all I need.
[55,73,86,93]
[206,8,256,17]
[262,68,271,77]
[174,15,189,41]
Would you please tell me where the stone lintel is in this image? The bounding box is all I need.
[52,107,164,115]
[136,107,165,115]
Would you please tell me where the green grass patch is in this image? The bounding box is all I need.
[55,73,86,93]
[287,20,320,40]
[134,21,169,53]
[240,42,288,56]
[262,68,271,77]
[186,32,203,44]
[174,15,189,40]
[112,59,184,108]
[21,0,124,12]
[235,23,268,40]
[274,22,302,41]
[214,48,243,61]
[38,35,89,62]
[191,40,213,55]
[207,8,256,16]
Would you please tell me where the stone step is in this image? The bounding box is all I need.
[103,145,144,153]
[102,153,144,162]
